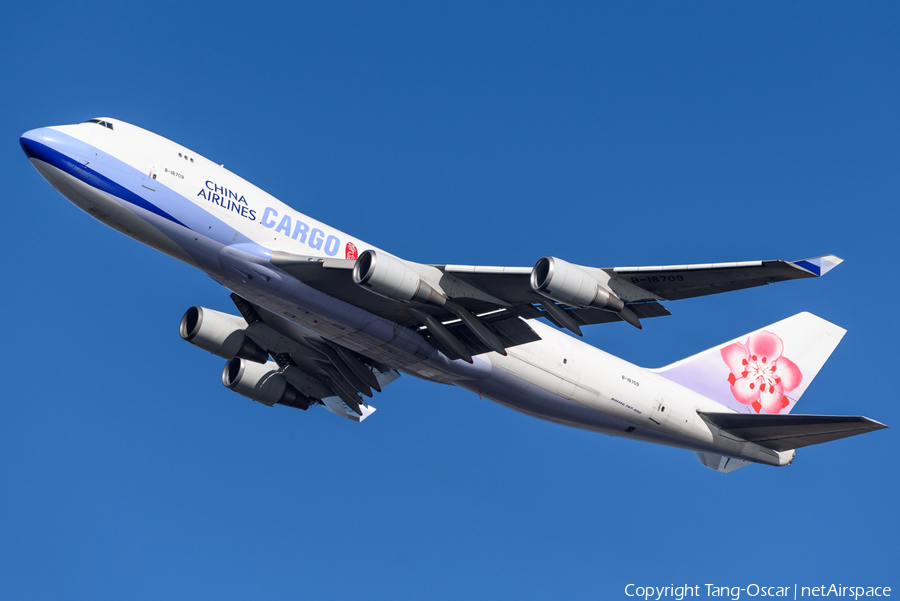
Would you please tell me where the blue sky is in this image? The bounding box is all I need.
[2,2,898,599]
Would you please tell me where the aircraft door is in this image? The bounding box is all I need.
[556,355,582,400]
[141,163,158,192]
[646,382,672,430]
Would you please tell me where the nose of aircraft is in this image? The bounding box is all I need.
[20,127,54,162]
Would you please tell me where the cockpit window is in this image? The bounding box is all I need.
[83,118,114,130]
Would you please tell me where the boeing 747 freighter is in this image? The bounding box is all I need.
[20,118,886,472]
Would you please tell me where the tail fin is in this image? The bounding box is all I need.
[654,312,845,415]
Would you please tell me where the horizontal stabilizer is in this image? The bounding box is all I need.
[699,412,888,452]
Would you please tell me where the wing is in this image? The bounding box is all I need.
[441,255,841,330]
[270,251,840,359]
[442,254,843,302]
[606,255,843,301]
[230,293,400,420]
[270,252,546,362]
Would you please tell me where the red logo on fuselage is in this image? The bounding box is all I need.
[345,242,358,260]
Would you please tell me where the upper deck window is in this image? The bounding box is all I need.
[83,119,114,130]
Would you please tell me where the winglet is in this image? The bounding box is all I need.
[791,255,843,277]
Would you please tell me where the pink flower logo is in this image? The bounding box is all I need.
[720,331,802,414]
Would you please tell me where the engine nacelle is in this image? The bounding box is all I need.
[222,358,311,409]
[352,249,446,306]
[530,256,625,312]
[180,306,268,364]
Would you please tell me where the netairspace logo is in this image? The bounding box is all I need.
[624,584,891,601]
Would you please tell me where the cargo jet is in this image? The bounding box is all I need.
[20,118,887,472]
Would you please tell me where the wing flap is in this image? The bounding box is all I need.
[416,313,541,357]
[698,412,888,452]
[567,300,671,326]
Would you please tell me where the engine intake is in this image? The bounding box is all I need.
[180,306,268,363]
[352,250,446,306]
[530,256,625,312]
[222,358,311,409]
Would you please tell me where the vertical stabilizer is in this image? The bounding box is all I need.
[654,312,845,415]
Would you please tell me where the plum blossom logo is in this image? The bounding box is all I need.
[720,331,802,414]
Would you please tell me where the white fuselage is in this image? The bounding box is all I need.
[21,118,791,467]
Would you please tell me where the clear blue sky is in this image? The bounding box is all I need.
[2,2,897,599]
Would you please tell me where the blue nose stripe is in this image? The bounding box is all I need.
[20,133,187,228]
[20,134,44,161]
[20,127,64,161]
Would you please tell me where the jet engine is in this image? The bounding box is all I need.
[180,306,268,363]
[222,358,311,409]
[352,250,446,306]
[530,257,625,312]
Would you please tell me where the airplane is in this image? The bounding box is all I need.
[20,117,887,473]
